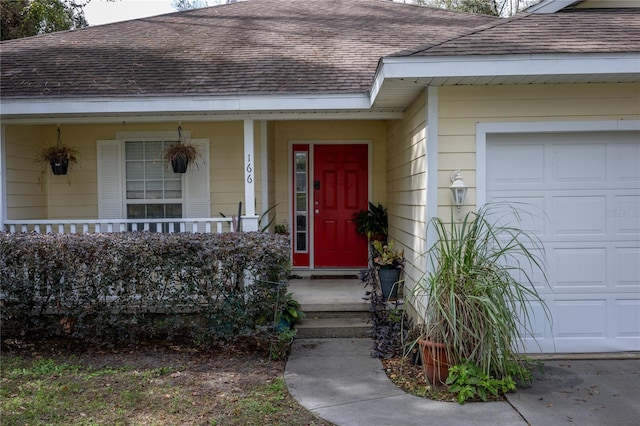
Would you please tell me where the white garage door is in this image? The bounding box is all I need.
[487,131,640,353]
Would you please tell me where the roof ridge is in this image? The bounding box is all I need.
[395,12,531,57]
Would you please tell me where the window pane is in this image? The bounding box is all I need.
[296,215,306,231]
[296,232,306,251]
[126,142,143,160]
[145,181,163,199]
[296,193,307,211]
[146,204,164,218]
[127,204,145,219]
[296,173,306,192]
[145,141,163,161]
[126,161,144,180]
[126,181,144,199]
[165,204,182,218]
[295,152,307,172]
[145,161,163,180]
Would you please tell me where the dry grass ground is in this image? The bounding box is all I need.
[1,338,333,426]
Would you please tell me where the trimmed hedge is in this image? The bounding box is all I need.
[0,231,291,344]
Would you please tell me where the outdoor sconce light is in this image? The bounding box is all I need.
[449,169,467,210]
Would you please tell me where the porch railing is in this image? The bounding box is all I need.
[2,217,237,234]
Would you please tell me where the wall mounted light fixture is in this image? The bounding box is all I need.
[449,169,467,210]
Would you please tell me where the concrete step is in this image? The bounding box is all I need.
[296,315,371,339]
[299,302,369,313]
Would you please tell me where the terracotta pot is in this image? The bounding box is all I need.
[418,339,450,385]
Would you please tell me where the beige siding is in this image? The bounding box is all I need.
[4,121,255,220]
[5,125,47,219]
[386,91,428,294]
[437,83,640,218]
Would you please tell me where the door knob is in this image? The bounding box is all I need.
[315,209,320,214]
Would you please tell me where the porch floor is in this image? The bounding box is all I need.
[287,274,368,312]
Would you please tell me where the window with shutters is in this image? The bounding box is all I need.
[97,135,210,227]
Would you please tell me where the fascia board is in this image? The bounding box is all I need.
[0,93,371,117]
[525,0,582,14]
[370,53,640,105]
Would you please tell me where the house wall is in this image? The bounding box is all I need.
[386,91,429,293]
[437,83,640,218]
[4,121,257,220]
[271,120,388,233]
[4,125,47,219]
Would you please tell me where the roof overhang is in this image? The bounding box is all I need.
[0,92,403,124]
[525,0,583,14]
[370,52,640,109]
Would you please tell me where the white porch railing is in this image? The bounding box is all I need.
[3,217,237,234]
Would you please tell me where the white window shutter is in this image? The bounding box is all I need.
[97,140,123,219]
[185,139,210,219]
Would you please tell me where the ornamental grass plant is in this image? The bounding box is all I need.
[414,203,551,383]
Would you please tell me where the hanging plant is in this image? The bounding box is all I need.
[163,126,199,173]
[164,143,198,173]
[38,127,79,175]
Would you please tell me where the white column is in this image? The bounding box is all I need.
[260,121,269,224]
[243,119,258,231]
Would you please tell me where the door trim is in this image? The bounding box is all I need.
[288,140,373,269]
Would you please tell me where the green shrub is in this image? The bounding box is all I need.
[0,231,290,344]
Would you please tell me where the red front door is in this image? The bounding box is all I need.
[313,144,368,268]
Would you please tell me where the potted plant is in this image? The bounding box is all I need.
[412,204,550,387]
[372,240,404,301]
[164,142,198,173]
[39,144,79,176]
[353,202,388,241]
[275,293,306,331]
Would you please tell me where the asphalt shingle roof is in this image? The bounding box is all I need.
[0,0,496,99]
[400,8,640,57]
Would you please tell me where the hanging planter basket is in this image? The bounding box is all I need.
[50,156,70,175]
[164,136,198,174]
[171,156,189,173]
[38,128,78,177]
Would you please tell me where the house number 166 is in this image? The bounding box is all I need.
[246,154,253,183]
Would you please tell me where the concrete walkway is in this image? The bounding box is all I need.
[285,338,640,426]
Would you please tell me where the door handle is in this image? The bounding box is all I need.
[315,209,320,214]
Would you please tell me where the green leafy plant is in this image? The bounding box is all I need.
[413,203,551,382]
[274,223,289,235]
[446,361,514,404]
[372,240,404,267]
[353,202,388,240]
[277,293,306,327]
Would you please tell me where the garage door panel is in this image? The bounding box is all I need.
[613,247,640,288]
[486,194,547,236]
[611,195,640,235]
[487,143,545,187]
[611,141,640,184]
[556,299,608,338]
[552,195,607,236]
[614,299,640,337]
[553,143,607,184]
[554,247,607,288]
[487,131,640,353]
